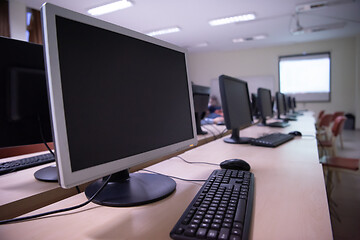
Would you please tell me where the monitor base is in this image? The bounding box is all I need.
[85,170,176,207]
[224,137,252,144]
[223,128,253,144]
[34,165,58,182]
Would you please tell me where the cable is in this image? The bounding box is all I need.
[175,155,219,167]
[0,175,111,225]
[142,169,206,182]
[201,125,216,138]
[37,114,55,157]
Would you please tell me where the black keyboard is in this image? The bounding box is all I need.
[250,133,294,148]
[266,121,289,128]
[170,169,254,240]
[0,153,55,176]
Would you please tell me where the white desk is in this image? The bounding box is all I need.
[0,113,332,239]
[0,124,227,220]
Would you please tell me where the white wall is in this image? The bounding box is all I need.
[8,0,26,41]
[188,37,359,129]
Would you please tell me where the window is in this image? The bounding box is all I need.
[279,52,331,102]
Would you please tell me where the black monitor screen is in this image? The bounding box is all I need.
[276,92,286,116]
[55,16,194,172]
[192,84,210,135]
[219,75,253,144]
[0,37,52,148]
[257,88,273,122]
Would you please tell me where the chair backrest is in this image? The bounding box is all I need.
[332,116,346,137]
[332,111,344,121]
[318,114,333,128]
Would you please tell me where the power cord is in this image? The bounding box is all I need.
[142,169,206,182]
[0,175,111,225]
[175,155,219,166]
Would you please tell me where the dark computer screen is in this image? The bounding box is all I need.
[0,37,52,149]
[251,93,259,118]
[257,88,273,125]
[42,3,197,207]
[219,75,253,144]
[192,84,210,135]
[275,92,286,119]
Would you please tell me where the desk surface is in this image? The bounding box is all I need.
[0,114,332,239]
[0,124,227,220]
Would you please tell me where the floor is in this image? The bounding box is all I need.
[323,129,360,240]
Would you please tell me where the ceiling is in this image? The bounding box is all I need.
[18,0,360,52]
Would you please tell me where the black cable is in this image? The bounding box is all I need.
[142,169,206,182]
[75,186,81,194]
[0,175,111,225]
[37,114,55,157]
[175,155,219,166]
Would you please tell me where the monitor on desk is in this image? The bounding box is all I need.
[0,37,52,150]
[192,84,210,135]
[41,3,197,207]
[219,75,253,144]
[275,92,286,119]
[257,88,273,125]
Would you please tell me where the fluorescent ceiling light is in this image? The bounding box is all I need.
[88,0,133,16]
[233,34,267,43]
[209,13,256,26]
[147,27,181,37]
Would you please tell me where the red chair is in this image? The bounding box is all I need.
[318,116,346,157]
[332,111,344,121]
[316,114,333,140]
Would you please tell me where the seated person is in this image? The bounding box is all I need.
[202,96,224,124]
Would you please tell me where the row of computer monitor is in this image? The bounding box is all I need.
[1,3,300,208]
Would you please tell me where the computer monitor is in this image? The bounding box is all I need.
[0,37,57,181]
[251,93,260,118]
[286,95,293,113]
[275,92,286,119]
[192,84,210,135]
[257,88,273,125]
[0,37,52,149]
[219,75,253,144]
[41,3,197,207]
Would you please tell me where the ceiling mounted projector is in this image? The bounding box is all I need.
[295,0,355,13]
[290,13,346,35]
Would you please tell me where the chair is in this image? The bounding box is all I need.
[332,111,345,147]
[315,110,325,128]
[332,111,344,121]
[316,113,333,141]
[320,155,359,222]
[318,116,346,157]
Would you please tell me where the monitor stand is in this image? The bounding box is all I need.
[85,169,176,207]
[195,114,207,135]
[223,128,253,144]
[34,165,58,182]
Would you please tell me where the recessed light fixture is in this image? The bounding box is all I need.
[233,34,267,43]
[209,13,256,26]
[88,0,133,16]
[146,27,181,37]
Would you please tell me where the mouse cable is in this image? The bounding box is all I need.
[201,125,216,138]
[0,175,111,225]
[175,155,219,166]
[142,169,206,182]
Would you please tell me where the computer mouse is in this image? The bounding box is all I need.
[220,159,251,171]
[288,131,302,136]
